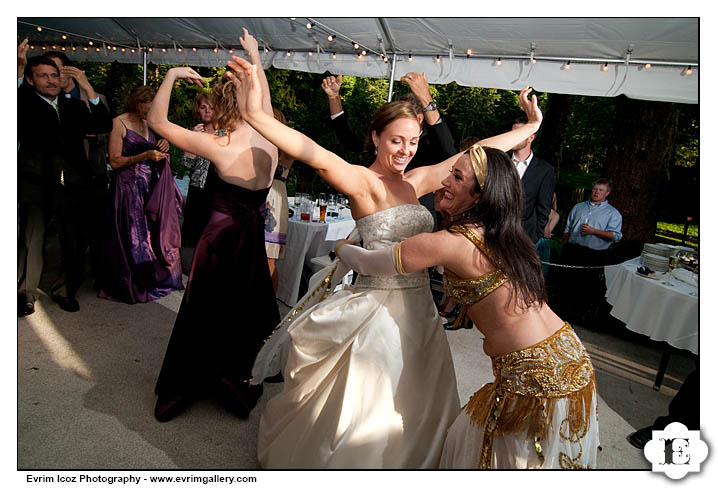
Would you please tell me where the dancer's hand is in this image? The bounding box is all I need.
[227,55,263,121]
[518,86,542,127]
[167,67,204,88]
[239,27,259,55]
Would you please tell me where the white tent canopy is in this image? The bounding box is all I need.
[17,17,698,104]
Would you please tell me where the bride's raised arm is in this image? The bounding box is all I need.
[407,86,542,196]
[227,56,372,200]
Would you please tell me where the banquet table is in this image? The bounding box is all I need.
[604,257,698,389]
[275,215,356,306]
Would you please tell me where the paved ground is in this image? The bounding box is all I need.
[13,240,701,477]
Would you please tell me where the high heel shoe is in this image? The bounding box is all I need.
[154,394,190,422]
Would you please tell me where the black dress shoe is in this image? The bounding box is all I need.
[216,378,263,419]
[53,295,80,312]
[18,298,35,317]
[627,426,653,449]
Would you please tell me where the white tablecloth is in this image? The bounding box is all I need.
[604,257,698,354]
[275,216,356,306]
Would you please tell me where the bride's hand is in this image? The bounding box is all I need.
[168,67,205,88]
[518,86,542,127]
[226,55,263,120]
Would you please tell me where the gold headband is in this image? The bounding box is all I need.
[468,143,487,189]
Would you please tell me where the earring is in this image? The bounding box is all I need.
[374,146,378,155]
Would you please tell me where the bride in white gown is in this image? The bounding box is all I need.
[228,56,543,468]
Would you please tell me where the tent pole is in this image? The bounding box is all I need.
[387,54,397,102]
[143,50,147,86]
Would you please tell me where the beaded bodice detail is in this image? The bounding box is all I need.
[442,225,509,305]
[354,204,432,289]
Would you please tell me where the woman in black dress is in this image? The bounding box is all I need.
[146,29,280,422]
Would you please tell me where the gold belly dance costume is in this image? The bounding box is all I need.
[441,224,599,469]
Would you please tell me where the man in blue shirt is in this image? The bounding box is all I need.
[563,178,623,250]
[557,178,623,324]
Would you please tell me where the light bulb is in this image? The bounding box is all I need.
[495,58,502,66]
[436,55,441,62]
[192,47,197,52]
[286,50,291,57]
[36,26,42,32]
[306,22,313,30]
[361,50,366,56]
[308,51,313,56]
[408,54,413,62]
[328,34,334,42]
[62,34,68,40]
[353,42,359,50]
[564,60,571,70]
[601,63,609,72]
[332,52,337,60]
[465,48,472,56]
[685,66,693,75]
[89,40,93,46]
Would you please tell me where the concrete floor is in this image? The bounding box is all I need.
[14,241,701,477]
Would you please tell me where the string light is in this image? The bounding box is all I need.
[408,54,413,62]
[192,47,197,52]
[495,58,502,66]
[465,48,472,56]
[308,51,313,56]
[286,50,292,56]
[435,55,441,62]
[83,46,88,51]
[88,40,93,46]
[213,47,218,53]
[162,48,166,53]
[564,60,571,70]
[229,48,233,54]
[52,45,57,49]
[131,48,136,53]
[41,45,46,50]
[327,34,335,42]
[61,34,67,40]
[29,45,34,49]
[332,52,337,60]
[531,57,537,64]
[61,46,66,51]
[601,63,609,72]
[361,50,366,56]
[71,46,76,51]
[95,47,100,52]
[306,22,313,30]
[36,26,42,32]
[353,42,359,50]
[685,66,693,75]
[121,47,126,52]
[177,47,182,52]
[644,63,651,69]
[148,47,153,52]
[112,46,117,51]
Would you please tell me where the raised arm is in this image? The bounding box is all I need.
[227,55,372,199]
[478,86,542,151]
[146,67,225,165]
[239,28,272,116]
[406,86,543,196]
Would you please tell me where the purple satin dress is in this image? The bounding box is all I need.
[98,126,184,304]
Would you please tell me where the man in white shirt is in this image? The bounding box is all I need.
[509,116,555,246]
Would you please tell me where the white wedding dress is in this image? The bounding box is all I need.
[256,204,461,468]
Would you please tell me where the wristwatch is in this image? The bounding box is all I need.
[422,101,437,112]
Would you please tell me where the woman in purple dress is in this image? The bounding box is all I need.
[147,29,280,422]
[98,85,184,304]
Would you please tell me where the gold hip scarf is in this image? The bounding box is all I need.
[464,323,597,468]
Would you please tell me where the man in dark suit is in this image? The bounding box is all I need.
[18,42,111,316]
[509,116,555,245]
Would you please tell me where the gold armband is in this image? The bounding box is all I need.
[392,243,406,275]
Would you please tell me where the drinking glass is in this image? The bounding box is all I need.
[328,194,338,219]
[318,193,327,222]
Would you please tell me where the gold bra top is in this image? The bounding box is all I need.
[442,225,509,306]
